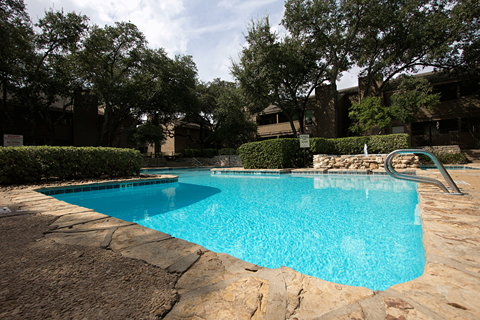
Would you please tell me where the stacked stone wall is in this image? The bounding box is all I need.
[421,145,461,154]
[313,154,419,170]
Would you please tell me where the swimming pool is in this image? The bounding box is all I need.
[53,170,424,291]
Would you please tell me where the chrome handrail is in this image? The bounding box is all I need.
[384,149,463,195]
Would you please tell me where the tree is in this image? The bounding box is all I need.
[208,86,257,148]
[282,0,368,137]
[180,79,256,148]
[349,75,440,134]
[353,0,455,98]
[0,0,34,135]
[2,7,89,144]
[232,16,326,137]
[77,21,148,146]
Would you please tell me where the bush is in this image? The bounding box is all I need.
[219,148,238,155]
[201,148,219,158]
[183,149,201,157]
[367,134,410,154]
[238,139,302,169]
[238,134,412,169]
[418,152,468,165]
[0,146,142,185]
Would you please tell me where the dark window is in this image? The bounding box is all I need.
[258,114,277,125]
[434,83,457,102]
[437,118,458,134]
[460,80,480,97]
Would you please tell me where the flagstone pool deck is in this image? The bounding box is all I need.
[2,167,480,319]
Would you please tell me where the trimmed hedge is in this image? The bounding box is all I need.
[419,152,468,165]
[239,134,410,169]
[183,149,201,157]
[0,146,142,184]
[201,148,219,158]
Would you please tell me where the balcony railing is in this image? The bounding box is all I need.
[257,121,300,137]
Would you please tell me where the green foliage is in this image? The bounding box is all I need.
[131,122,165,145]
[349,96,392,134]
[367,134,410,153]
[219,148,238,155]
[0,146,142,184]
[201,149,219,158]
[418,152,468,165]
[390,75,441,123]
[238,134,410,169]
[231,16,324,137]
[183,149,201,158]
[349,76,441,134]
[238,139,302,169]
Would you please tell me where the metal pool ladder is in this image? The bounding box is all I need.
[384,149,463,195]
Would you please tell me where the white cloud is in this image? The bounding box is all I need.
[23,0,288,82]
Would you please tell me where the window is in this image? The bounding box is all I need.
[305,110,313,124]
[434,83,457,102]
[392,126,404,134]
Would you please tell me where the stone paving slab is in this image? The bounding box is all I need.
[164,276,269,320]
[55,217,134,231]
[389,263,480,320]
[41,207,95,217]
[281,266,374,319]
[109,224,172,251]
[119,237,205,269]
[424,233,480,274]
[51,211,110,228]
[45,229,110,247]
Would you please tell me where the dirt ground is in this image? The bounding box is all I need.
[0,192,178,320]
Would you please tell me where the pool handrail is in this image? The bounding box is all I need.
[384,149,463,195]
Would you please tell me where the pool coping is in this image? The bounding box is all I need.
[3,169,480,319]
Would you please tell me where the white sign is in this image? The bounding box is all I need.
[299,134,310,148]
[3,134,23,147]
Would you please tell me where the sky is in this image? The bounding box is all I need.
[24,0,363,89]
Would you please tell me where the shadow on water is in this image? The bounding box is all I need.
[54,182,221,221]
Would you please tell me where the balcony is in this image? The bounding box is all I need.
[257,121,300,137]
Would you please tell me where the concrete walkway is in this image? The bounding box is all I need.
[2,168,480,319]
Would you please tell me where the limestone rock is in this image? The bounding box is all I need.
[164,276,268,320]
[120,238,204,269]
[281,267,374,319]
[109,224,171,251]
[389,263,480,319]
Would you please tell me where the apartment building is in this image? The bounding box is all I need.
[255,72,480,149]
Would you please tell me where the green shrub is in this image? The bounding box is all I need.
[367,134,410,154]
[331,136,369,155]
[219,148,238,155]
[0,146,142,185]
[238,134,412,169]
[201,148,219,158]
[418,152,468,165]
[183,149,201,157]
[238,139,302,169]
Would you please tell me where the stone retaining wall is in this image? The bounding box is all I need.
[421,145,461,154]
[313,154,419,170]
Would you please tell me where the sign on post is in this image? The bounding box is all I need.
[3,134,23,147]
[299,134,310,148]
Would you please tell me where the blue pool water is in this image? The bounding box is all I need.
[53,170,424,290]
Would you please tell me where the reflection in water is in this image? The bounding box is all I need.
[314,175,416,192]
